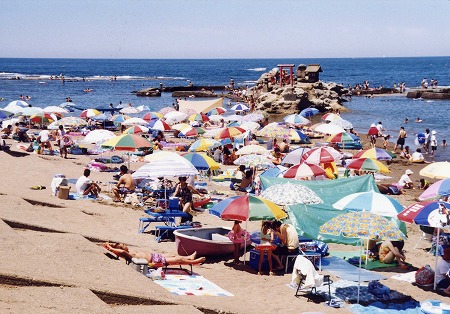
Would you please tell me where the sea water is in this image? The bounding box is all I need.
[0,57,449,160]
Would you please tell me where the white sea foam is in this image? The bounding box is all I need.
[247,67,266,72]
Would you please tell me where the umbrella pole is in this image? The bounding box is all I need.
[358,239,362,304]
[243,220,248,265]
[434,227,441,290]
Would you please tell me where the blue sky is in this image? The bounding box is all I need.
[1,0,449,59]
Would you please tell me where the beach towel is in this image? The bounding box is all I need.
[291,255,324,288]
[321,256,386,282]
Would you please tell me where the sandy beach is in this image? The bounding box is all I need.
[0,124,448,314]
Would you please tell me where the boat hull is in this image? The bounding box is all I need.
[174,227,249,257]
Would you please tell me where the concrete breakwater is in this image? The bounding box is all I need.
[406,88,450,100]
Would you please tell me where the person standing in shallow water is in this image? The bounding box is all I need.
[393,126,407,153]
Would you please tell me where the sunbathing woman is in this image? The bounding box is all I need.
[366,239,407,269]
[102,242,206,266]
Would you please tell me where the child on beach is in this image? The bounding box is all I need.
[228,221,250,265]
[257,221,276,275]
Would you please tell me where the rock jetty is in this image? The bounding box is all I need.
[406,88,450,100]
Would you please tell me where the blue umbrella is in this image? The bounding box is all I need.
[0,109,14,120]
[260,165,288,178]
[300,107,319,118]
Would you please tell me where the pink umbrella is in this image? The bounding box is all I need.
[283,163,326,179]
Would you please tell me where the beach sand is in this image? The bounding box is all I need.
[0,128,448,314]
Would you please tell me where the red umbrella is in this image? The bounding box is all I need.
[283,163,326,179]
[300,147,342,165]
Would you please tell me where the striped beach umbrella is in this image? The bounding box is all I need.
[148,119,171,131]
[158,106,176,115]
[301,147,342,164]
[230,103,249,112]
[207,107,227,116]
[300,107,319,118]
[353,148,396,161]
[283,114,310,125]
[346,158,390,173]
[80,109,101,118]
[123,125,149,134]
[110,114,130,125]
[283,163,326,179]
[182,153,220,170]
[188,113,210,123]
[322,113,341,122]
[188,138,221,152]
[326,132,359,143]
[287,129,311,144]
[142,111,162,122]
[215,127,246,139]
[121,117,148,126]
[101,134,153,151]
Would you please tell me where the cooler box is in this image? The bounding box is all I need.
[249,249,270,271]
[58,186,71,200]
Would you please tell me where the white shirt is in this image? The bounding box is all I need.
[410,152,424,162]
[398,174,412,187]
[436,258,450,284]
[430,134,437,147]
[75,176,92,195]
[38,129,51,142]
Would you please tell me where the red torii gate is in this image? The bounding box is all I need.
[277,64,294,87]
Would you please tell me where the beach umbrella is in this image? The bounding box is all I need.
[284,114,310,125]
[80,109,101,118]
[203,127,225,138]
[239,121,260,131]
[320,211,406,303]
[215,127,246,139]
[282,147,311,165]
[283,163,326,180]
[224,114,243,123]
[30,113,55,124]
[313,123,345,135]
[257,123,289,138]
[182,152,220,171]
[101,134,153,151]
[260,165,288,178]
[398,201,450,289]
[177,125,198,138]
[121,117,148,126]
[220,138,233,146]
[194,127,206,135]
[419,162,450,179]
[123,125,149,134]
[235,145,268,156]
[208,114,224,123]
[300,107,319,118]
[419,178,450,201]
[58,102,76,111]
[82,129,116,144]
[133,156,198,179]
[110,114,130,125]
[17,106,44,117]
[330,118,353,130]
[136,105,151,112]
[326,132,359,144]
[144,151,184,163]
[353,147,396,161]
[301,147,342,165]
[333,191,404,218]
[207,107,227,116]
[321,113,341,122]
[158,106,176,115]
[210,195,287,222]
[241,113,264,122]
[91,113,108,122]
[2,105,23,115]
[188,138,221,152]
[0,109,15,120]
[188,113,209,122]
[6,100,29,108]
[287,129,311,144]
[180,108,197,116]
[120,106,141,114]
[230,103,249,112]
[164,111,188,125]
[234,154,274,169]
[260,183,323,205]
[142,112,162,122]
[148,119,171,131]
[346,158,390,173]
[43,106,69,115]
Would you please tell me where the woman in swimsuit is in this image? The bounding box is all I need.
[102,242,206,265]
[174,176,203,223]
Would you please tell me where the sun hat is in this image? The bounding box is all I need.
[443,247,450,260]
[405,169,413,175]
[432,130,437,135]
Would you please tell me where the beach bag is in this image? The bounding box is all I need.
[312,240,329,257]
[368,280,390,300]
[415,265,435,285]
[416,133,425,145]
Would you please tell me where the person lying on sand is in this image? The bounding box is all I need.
[102,242,206,266]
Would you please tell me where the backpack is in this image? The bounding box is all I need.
[415,265,435,285]
[368,280,390,300]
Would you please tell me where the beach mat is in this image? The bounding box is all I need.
[152,271,234,296]
[68,192,111,201]
[331,251,398,270]
[321,256,386,282]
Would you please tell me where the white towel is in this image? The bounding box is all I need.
[291,255,324,289]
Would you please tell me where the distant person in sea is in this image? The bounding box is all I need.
[393,126,407,152]
[415,117,423,123]
[404,117,409,123]
[442,139,447,147]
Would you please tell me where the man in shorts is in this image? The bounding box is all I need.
[75,169,101,198]
[113,165,135,202]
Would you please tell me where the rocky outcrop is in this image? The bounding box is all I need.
[406,88,450,100]
[253,77,348,115]
[172,90,217,98]
[135,88,161,97]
